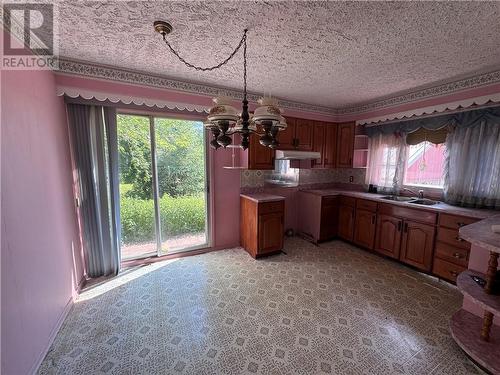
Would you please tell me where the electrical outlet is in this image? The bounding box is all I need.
[349,175,354,183]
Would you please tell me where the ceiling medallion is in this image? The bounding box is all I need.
[154,21,286,150]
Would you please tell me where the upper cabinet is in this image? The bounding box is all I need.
[295,118,314,151]
[277,117,296,150]
[312,122,325,168]
[277,117,313,151]
[336,122,355,168]
[248,125,274,170]
[324,123,337,168]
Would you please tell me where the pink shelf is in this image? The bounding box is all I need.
[450,309,500,374]
[457,270,500,317]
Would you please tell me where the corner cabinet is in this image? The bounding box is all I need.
[336,122,355,168]
[240,195,284,258]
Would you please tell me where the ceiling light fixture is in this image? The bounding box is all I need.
[154,20,286,150]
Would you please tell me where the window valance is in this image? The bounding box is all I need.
[365,106,500,137]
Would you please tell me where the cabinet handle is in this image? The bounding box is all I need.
[397,221,402,232]
[349,157,352,164]
[455,236,465,242]
[404,222,408,233]
[453,252,463,259]
[371,215,375,224]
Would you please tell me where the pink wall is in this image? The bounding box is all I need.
[1,69,84,374]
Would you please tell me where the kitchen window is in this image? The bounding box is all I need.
[403,142,446,188]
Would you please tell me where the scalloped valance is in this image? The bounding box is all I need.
[56,86,210,113]
[364,105,500,137]
[358,92,500,126]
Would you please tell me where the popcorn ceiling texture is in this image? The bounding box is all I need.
[241,168,366,188]
[56,1,500,108]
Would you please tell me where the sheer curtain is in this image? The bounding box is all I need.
[444,120,500,209]
[365,132,407,194]
[67,104,121,277]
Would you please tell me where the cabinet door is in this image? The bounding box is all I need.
[277,117,296,150]
[353,209,376,250]
[338,204,354,241]
[258,212,284,254]
[248,126,274,170]
[320,198,338,241]
[336,122,355,168]
[312,122,326,168]
[295,118,313,151]
[324,123,337,168]
[375,214,402,259]
[400,220,435,271]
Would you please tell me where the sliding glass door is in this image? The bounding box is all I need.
[117,114,209,261]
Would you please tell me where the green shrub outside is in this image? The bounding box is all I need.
[120,184,205,244]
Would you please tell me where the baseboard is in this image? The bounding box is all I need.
[29,297,74,375]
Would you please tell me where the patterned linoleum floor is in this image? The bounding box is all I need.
[39,238,483,375]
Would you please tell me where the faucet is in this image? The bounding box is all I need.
[403,187,424,199]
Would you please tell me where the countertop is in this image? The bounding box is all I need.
[459,216,500,253]
[299,189,498,220]
[240,193,286,203]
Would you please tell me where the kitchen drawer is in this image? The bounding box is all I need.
[322,196,338,207]
[258,200,284,215]
[356,198,377,212]
[438,213,478,230]
[339,196,356,207]
[378,203,437,225]
[437,227,470,249]
[434,242,469,267]
[432,257,466,283]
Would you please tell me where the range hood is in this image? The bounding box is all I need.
[275,150,321,160]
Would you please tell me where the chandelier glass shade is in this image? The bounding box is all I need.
[154,20,286,150]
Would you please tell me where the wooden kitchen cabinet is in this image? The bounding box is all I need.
[338,203,355,242]
[295,118,314,150]
[432,213,478,282]
[240,196,284,258]
[319,196,339,241]
[259,212,284,253]
[324,123,337,168]
[247,125,275,170]
[312,122,326,168]
[400,220,435,271]
[353,199,377,250]
[277,117,296,150]
[277,117,313,151]
[336,122,355,168]
[374,214,402,259]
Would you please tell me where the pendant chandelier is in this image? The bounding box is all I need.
[154,21,287,150]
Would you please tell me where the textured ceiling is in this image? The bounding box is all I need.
[57,1,500,108]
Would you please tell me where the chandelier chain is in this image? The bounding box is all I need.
[162,29,248,72]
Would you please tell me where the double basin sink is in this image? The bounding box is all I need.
[381,195,440,206]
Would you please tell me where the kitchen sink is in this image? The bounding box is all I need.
[381,195,417,202]
[408,199,440,206]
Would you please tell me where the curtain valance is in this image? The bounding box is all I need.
[365,106,500,137]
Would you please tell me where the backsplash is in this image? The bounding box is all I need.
[241,168,366,188]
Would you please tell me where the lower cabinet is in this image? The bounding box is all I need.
[400,220,435,271]
[240,197,284,258]
[353,199,377,250]
[319,196,339,241]
[374,214,402,259]
[338,204,355,241]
